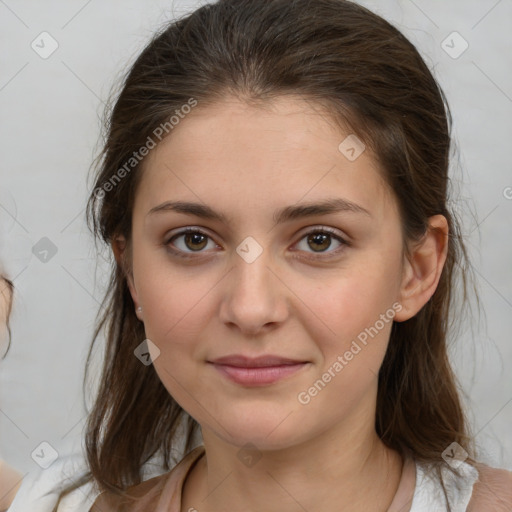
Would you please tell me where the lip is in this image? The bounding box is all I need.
[208,354,309,386]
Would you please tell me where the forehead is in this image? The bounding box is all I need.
[136,96,397,224]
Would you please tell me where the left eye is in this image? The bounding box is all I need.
[165,227,348,259]
[294,228,347,255]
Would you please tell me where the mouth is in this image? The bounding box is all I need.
[207,355,310,386]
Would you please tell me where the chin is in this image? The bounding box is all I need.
[208,405,309,451]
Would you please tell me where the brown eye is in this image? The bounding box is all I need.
[183,232,208,251]
[294,227,349,259]
[306,232,332,252]
[165,228,217,258]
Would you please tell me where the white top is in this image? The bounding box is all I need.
[411,459,479,511]
[6,452,96,512]
[7,449,480,512]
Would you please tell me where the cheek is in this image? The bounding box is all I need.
[303,261,400,368]
[140,277,208,348]
[133,242,209,336]
[138,267,211,408]
[134,260,220,382]
[293,275,398,420]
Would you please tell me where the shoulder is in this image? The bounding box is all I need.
[6,452,96,512]
[467,463,512,511]
[91,472,170,511]
[0,460,22,511]
[90,446,205,512]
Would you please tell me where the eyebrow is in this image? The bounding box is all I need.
[147,197,372,224]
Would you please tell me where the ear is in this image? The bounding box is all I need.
[111,235,143,320]
[393,214,449,322]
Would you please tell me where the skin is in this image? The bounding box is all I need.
[113,95,449,512]
[0,278,11,347]
[0,277,23,511]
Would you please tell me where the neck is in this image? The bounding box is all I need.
[182,403,403,512]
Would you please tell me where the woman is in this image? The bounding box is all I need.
[8,0,512,510]
[0,275,22,512]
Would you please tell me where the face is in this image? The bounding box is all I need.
[124,96,408,450]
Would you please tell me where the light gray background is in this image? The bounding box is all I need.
[0,0,511,479]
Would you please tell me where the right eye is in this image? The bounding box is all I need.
[165,227,219,259]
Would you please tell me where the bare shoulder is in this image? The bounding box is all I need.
[467,463,512,512]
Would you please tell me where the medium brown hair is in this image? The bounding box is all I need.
[56,0,480,506]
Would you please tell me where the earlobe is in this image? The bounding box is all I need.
[394,215,449,322]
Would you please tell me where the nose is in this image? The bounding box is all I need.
[218,245,289,337]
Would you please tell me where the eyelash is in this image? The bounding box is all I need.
[164,226,350,261]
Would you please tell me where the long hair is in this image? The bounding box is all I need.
[56,0,479,506]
